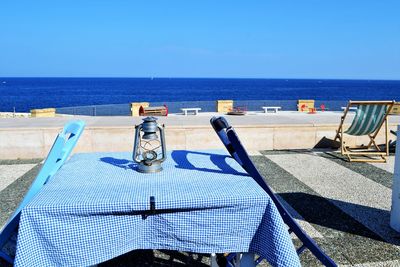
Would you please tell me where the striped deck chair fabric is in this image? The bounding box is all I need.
[335,101,395,162]
[345,104,388,136]
[0,120,85,264]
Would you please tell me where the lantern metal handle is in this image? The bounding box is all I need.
[158,123,167,163]
[132,124,142,163]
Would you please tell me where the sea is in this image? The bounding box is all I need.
[1,78,400,112]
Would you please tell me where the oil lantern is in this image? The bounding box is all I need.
[132,117,167,173]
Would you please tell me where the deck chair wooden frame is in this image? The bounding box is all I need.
[210,116,337,267]
[334,100,395,163]
[0,120,85,264]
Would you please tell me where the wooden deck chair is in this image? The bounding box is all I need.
[210,116,337,267]
[0,120,85,264]
[334,101,395,163]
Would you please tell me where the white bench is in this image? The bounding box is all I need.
[181,108,201,115]
[262,106,281,113]
[341,107,357,112]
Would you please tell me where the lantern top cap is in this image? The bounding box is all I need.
[142,116,158,123]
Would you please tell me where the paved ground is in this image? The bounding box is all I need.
[1,150,400,266]
[0,111,375,129]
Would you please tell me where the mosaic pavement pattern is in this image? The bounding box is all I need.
[1,151,400,266]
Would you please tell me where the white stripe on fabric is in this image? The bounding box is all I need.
[357,105,378,135]
[352,105,371,135]
[346,105,366,135]
[369,106,387,133]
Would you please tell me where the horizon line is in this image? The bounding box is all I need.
[1,76,400,82]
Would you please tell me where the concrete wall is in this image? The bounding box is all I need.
[0,124,396,159]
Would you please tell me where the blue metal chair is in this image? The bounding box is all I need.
[0,120,85,264]
[210,116,336,267]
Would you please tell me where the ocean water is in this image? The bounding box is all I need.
[0,78,400,112]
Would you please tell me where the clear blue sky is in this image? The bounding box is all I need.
[1,1,399,79]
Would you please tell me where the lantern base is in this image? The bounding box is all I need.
[137,163,163,173]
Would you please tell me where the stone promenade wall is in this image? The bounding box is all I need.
[0,124,396,159]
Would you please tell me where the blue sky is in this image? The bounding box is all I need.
[1,1,399,79]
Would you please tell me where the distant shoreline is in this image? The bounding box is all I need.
[1,77,400,82]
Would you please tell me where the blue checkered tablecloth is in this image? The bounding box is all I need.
[14,150,300,267]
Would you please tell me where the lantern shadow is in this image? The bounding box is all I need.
[100,157,137,170]
[171,150,248,176]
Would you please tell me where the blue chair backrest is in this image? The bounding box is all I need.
[210,116,336,267]
[0,120,85,263]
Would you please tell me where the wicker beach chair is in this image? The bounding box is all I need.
[210,116,337,267]
[0,120,85,264]
[334,100,395,163]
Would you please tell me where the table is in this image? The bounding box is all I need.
[15,150,300,266]
[262,106,281,113]
[181,108,201,115]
